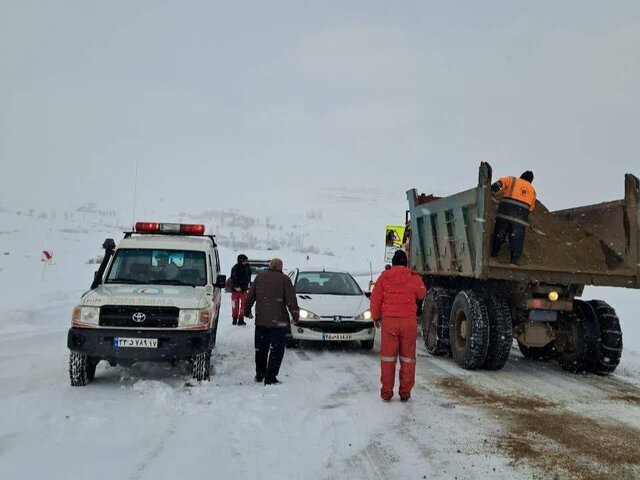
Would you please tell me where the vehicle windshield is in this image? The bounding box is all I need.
[105,248,207,287]
[249,262,270,275]
[295,272,363,296]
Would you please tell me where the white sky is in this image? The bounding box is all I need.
[1,1,639,217]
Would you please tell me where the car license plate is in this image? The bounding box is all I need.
[114,337,158,348]
[323,333,352,341]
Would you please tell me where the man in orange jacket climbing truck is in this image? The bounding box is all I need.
[490,171,537,266]
[371,250,427,402]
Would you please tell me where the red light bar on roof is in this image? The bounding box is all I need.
[135,222,206,236]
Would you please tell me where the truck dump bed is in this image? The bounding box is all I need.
[407,163,640,288]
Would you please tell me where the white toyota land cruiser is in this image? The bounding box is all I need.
[67,222,226,386]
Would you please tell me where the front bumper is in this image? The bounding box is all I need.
[67,327,211,362]
[291,321,375,342]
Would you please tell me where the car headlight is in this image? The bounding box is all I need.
[179,309,211,327]
[72,306,100,325]
[299,309,320,320]
[355,310,372,321]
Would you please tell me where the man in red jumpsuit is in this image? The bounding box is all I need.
[371,250,427,402]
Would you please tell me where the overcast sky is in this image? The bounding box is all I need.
[1,1,639,218]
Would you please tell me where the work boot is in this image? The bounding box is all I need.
[232,318,237,325]
[400,394,411,402]
[510,255,525,266]
[381,393,393,402]
[264,376,279,385]
[237,319,246,326]
[254,375,264,383]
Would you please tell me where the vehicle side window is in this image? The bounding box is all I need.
[214,249,220,274]
[208,254,214,284]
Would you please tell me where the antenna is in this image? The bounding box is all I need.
[131,159,139,229]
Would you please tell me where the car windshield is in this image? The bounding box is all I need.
[249,262,270,275]
[295,272,363,296]
[105,248,207,287]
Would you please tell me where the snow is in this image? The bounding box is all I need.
[1,205,640,479]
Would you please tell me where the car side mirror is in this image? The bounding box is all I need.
[215,275,227,289]
[364,291,371,298]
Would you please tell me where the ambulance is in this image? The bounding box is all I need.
[67,222,226,386]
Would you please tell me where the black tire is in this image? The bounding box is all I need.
[192,349,211,382]
[589,300,623,375]
[449,290,490,370]
[286,336,299,348]
[421,287,454,356]
[518,341,555,361]
[558,300,601,373]
[360,340,374,350]
[482,293,513,370]
[69,352,97,386]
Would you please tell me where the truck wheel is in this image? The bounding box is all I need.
[192,349,211,382]
[286,336,299,348]
[360,340,374,350]
[558,300,601,373]
[69,352,97,387]
[421,287,454,356]
[517,342,554,361]
[588,300,623,375]
[482,293,513,370]
[449,290,490,370]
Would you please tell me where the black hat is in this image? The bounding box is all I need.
[391,250,407,266]
[520,171,534,183]
[237,254,248,263]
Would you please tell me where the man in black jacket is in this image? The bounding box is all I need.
[230,254,252,325]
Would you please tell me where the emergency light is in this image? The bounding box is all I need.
[135,222,206,236]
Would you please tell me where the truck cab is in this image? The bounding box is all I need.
[67,222,226,386]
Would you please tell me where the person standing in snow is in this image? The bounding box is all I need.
[244,258,299,385]
[371,250,427,402]
[230,254,252,325]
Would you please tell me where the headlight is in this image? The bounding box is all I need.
[72,306,100,325]
[299,309,320,320]
[356,310,372,321]
[179,309,211,327]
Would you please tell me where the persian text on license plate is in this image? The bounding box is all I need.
[114,337,158,348]
[323,333,352,341]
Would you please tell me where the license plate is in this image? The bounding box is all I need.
[114,337,158,348]
[323,333,352,341]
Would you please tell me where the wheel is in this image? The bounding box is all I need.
[286,336,299,348]
[69,352,98,386]
[360,340,374,350]
[517,341,555,361]
[191,349,211,382]
[482,293,513,370]
[421,287,454,356]
[589,300,623,375]
[557,300,601,373]
[449,290,490,370]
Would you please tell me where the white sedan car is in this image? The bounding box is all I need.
[287,269,375,350]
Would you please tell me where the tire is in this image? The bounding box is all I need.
[192,348,211,382]
[69,352,97,387]
[482,293,513,370]
[449,290,490,370]
[589,300,623,375]
[360,340,374,350]
[286,336,299,348]
[518,341,555,361]
[421,287,454,356]
[558,300,601,373]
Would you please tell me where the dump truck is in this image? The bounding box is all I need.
[407,162,639,374]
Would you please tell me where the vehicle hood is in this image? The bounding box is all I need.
[81,285,209,309]
[297,294,369,318]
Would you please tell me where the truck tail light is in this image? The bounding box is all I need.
[181,224,206,235]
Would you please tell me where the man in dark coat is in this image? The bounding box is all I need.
[244,258,299,385]
[230,254,252,325]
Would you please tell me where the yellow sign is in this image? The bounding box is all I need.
[384,225,406,262]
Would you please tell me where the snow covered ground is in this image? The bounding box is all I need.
[1,205,640,479]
